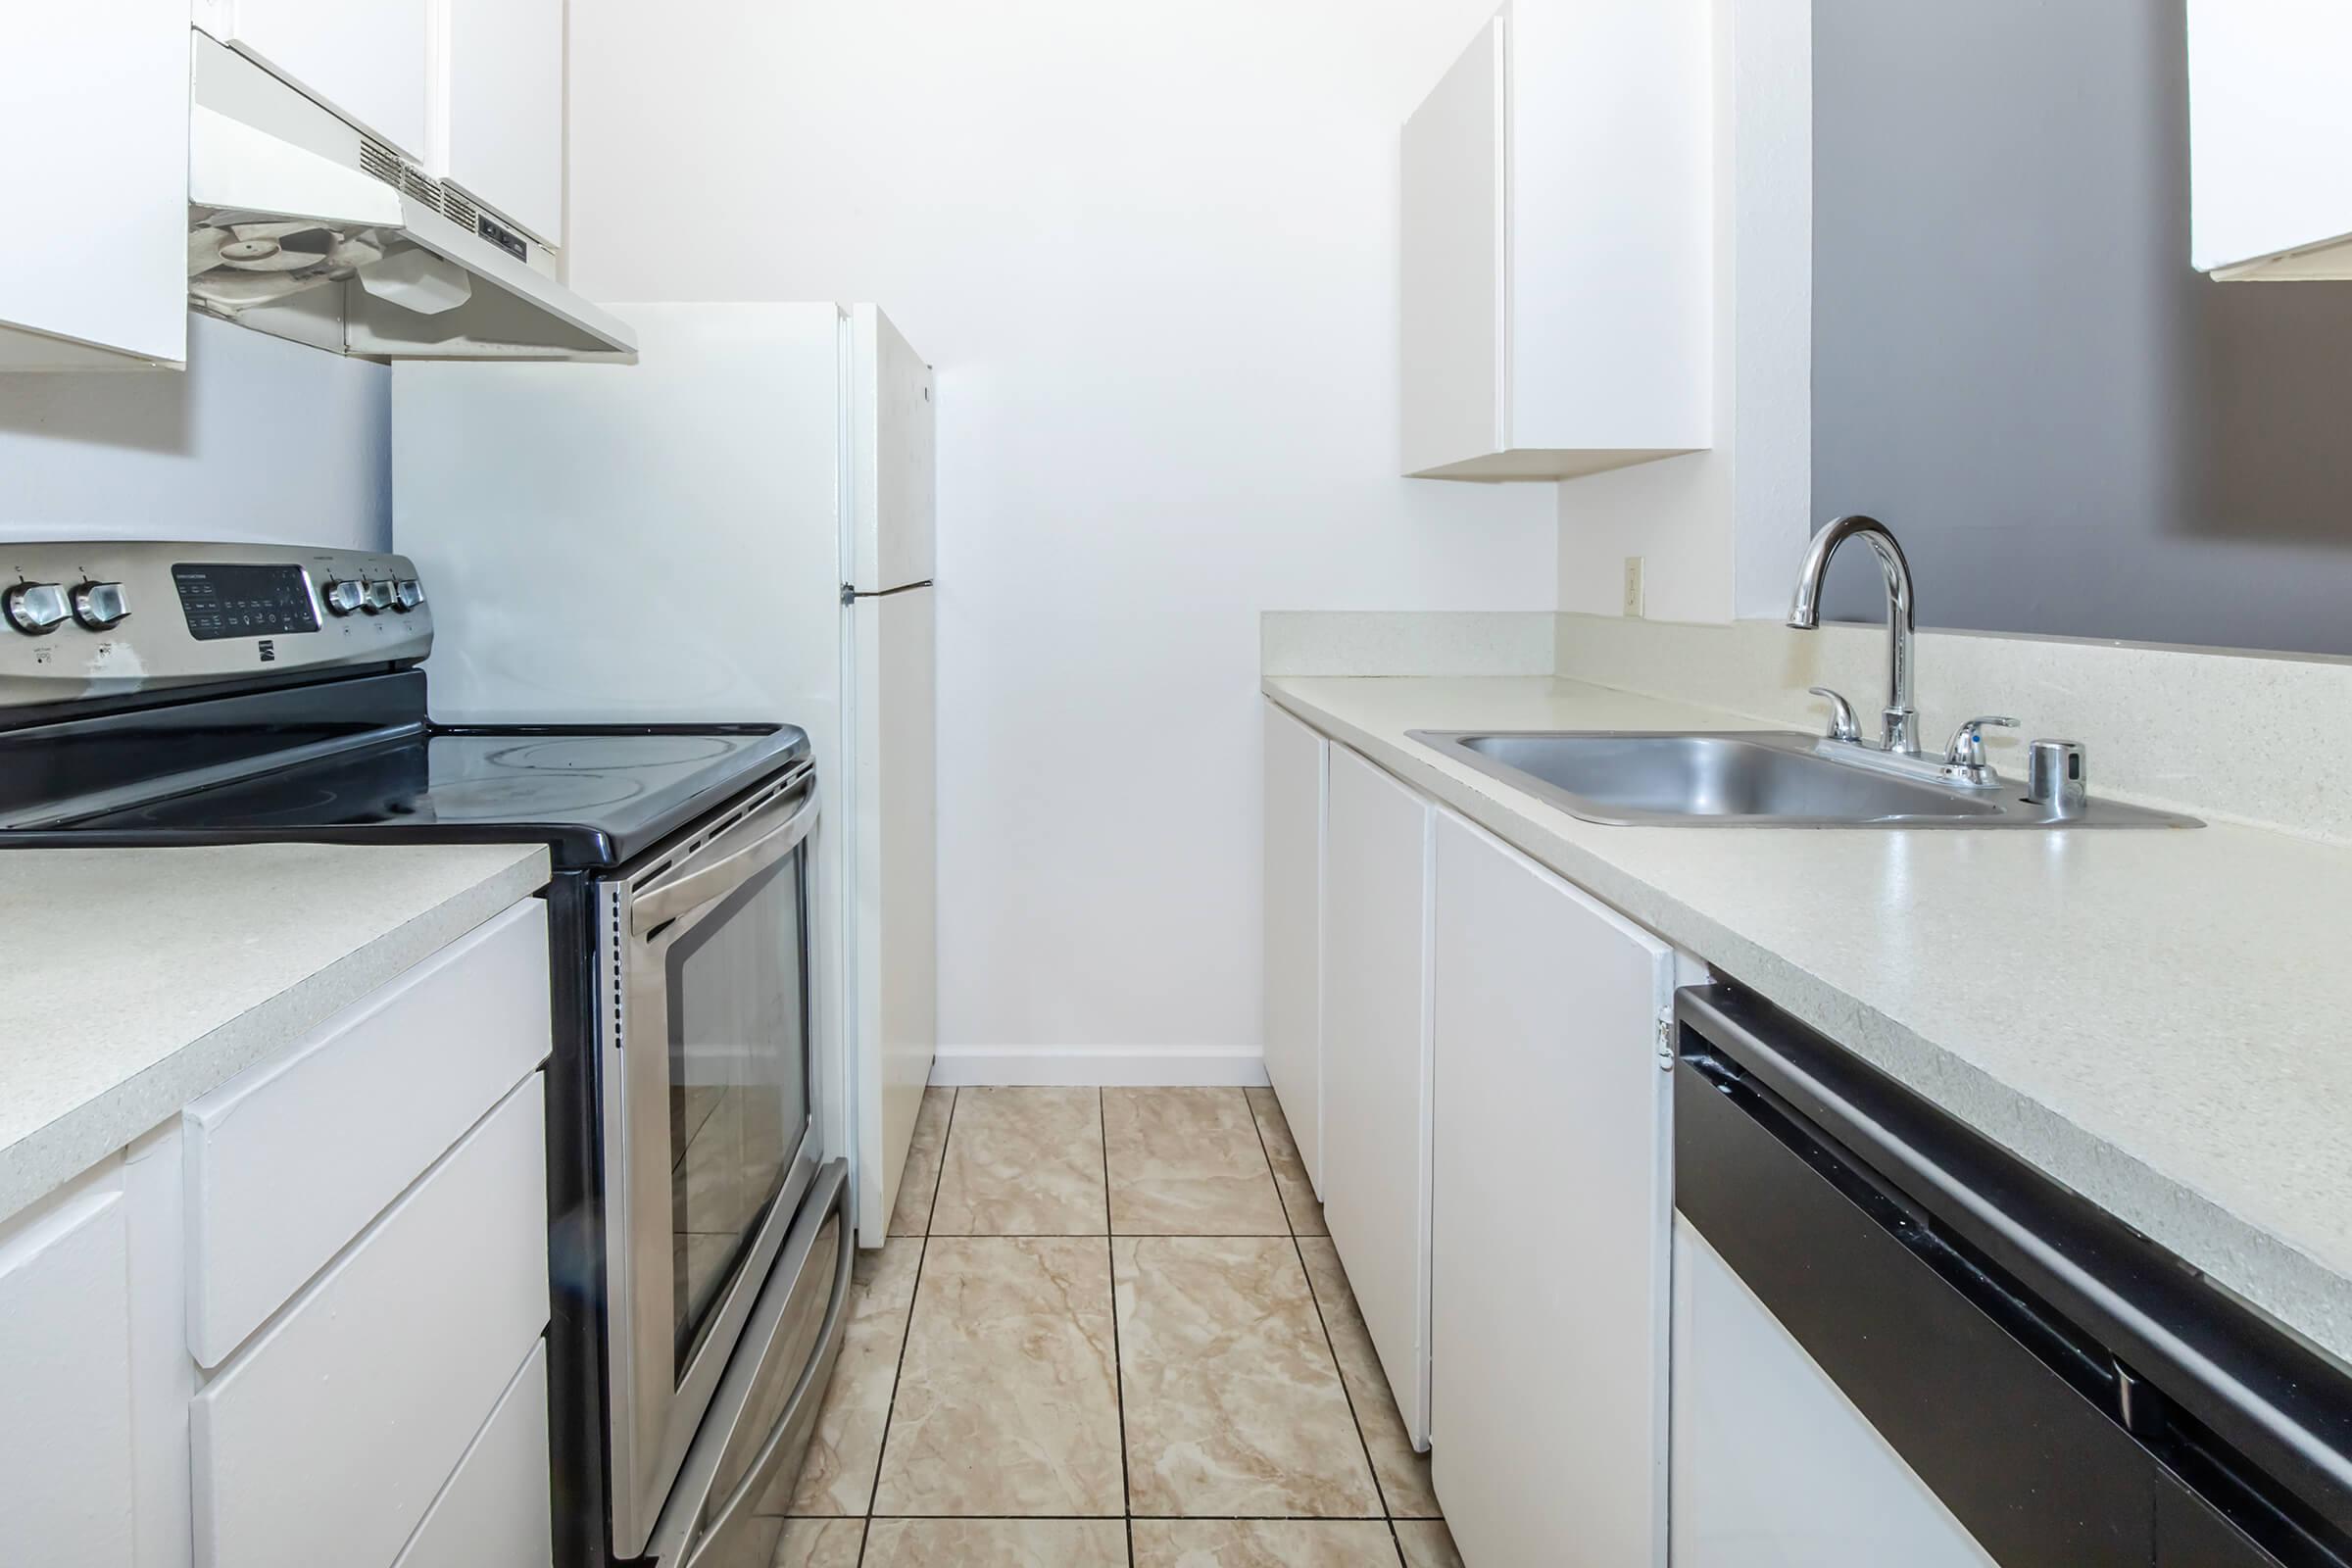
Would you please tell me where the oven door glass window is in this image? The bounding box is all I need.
[663,846,809,1375]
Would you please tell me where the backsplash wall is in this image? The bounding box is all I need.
[0,315,391,553]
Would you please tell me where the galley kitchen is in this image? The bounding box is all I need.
[6,4,2352,1566]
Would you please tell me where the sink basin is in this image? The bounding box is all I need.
[1406,730,2200,829]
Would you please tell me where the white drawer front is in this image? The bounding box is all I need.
[184,897,549,1365]
[394,1341,552,1568]
[192,1075,550,1568]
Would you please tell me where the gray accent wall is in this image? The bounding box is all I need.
[1812,0,2352,656]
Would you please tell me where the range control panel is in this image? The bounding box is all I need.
[0,542,433,710]
[172,562,324,641]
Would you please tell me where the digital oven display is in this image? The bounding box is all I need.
[172,563,322,641]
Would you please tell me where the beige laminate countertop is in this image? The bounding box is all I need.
[1267,674,2352,1369]
[0,842,551,1227]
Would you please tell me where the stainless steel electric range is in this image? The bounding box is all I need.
[0,540,851,1568]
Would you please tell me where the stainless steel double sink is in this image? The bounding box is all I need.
[1407,730,2200,829]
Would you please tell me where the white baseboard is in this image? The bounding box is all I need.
[928,1047,1269,1088]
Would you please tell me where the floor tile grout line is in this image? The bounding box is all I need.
[805,1513,1400,1522]
[920,1086,957,1239]
[919,1231,1293,1239]
[853,1089,960,1567]
[1247,1089,1406,1560]
[1101,1087,1136,1566]
[1295,1235,1407,1559]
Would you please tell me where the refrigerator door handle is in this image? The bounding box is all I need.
[841,579,935,605]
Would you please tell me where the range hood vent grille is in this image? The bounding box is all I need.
[358,139,491,243]
[359,137,403,189]
[441,188,481,234]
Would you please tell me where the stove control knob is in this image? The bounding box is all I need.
[320,578,367,616]
[4,582,72,636]
[363,579,396,614]
[392,578,424,612]
[72,581,129,631]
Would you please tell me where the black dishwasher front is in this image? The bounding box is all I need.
[1675,983,2352,1568]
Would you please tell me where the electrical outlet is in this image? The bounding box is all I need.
[1622,557,1645,617]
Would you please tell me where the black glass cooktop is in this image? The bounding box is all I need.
[71,725,808,867]
[0,668,811,869]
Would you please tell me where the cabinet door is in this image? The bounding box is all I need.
[1319,744,1433,1442]
[0,1180,137,1567]
[1670,1218,1997,1568]
[0,0,187,369]
[1397,0,1711,480]
[1398,15,1506,477]
[444,0,565,242]
[2187,1,2352,278]
[212,0,431,158]
[1430,811,1672,1567]
[1261,703,1326,1191]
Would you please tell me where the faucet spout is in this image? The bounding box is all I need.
[1787,514,1920,755]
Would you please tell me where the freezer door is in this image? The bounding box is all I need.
[847,585,936,1245]
[390,302,846,726]
[850,304,935,593]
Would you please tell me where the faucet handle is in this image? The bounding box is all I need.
[1807,687,1862,744]
[1943,714,2019,768]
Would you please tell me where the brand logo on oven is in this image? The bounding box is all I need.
[257,639,276,663]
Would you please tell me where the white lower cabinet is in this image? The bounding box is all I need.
[183,899,550,1366]
[192,1075,550,1568]
[1319,743,1436,1446]
[1670,1217,1997,1568]
[1261,701,1327,1192]
[0,1172,138,1566]
[1270,717,1700,1564]
[0,895,553,1568]
[393,1342,555,1568]
[1429,809,1676,1567]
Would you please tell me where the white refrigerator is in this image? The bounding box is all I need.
[392,303,937,1247]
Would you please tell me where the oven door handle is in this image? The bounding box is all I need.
[632,784,816,937]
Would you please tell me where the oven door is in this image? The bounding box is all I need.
[599,764,818,1560]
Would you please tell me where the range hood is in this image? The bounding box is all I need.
[187,34,634,362]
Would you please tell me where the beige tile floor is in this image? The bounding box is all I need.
[763,1085,1465,1567]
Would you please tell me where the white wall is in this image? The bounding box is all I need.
[0,315,391,552]
[1555,0,1812,624]
[566,0,1558,1067]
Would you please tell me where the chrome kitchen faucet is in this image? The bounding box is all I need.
[1787,514,2034,792]
[1788,514,1922,756]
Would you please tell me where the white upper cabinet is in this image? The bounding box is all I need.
[1399,0,1712,480]
[196,0,433,160]
[2186,1,2352,279]
[0,0,188,369]
[443,0,566,243]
